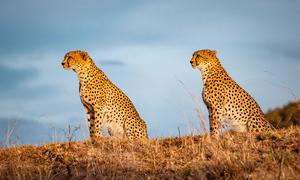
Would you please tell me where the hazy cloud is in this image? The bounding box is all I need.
[0,0,144,55]
[97,59,126,67]
[237,39,300,61]
[264,41,300,60]
[0,65,57,99]
[0,65,37,91]
[0,117,86,145]
[0,117,55,145]
[0,85,57,100]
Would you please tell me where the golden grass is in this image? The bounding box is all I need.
[0,126,299,179]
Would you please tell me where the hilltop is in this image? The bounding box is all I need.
[266,100,300,128]
[0,126,299,179]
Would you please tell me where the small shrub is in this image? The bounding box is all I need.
[265,101,300,128]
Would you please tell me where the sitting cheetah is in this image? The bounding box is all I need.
[190,49,273,137]
[61,50,148,139]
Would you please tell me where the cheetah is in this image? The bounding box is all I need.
[61,50,148,140]
[190,49,273,137]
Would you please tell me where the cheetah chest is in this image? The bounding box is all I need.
[79,82,126,138]
[202,86,248,132]
[102,121,125,138]
[79,83,94,114]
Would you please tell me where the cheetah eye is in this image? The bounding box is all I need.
[67,56,74,60]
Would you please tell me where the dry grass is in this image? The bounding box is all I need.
[0,126,299,180]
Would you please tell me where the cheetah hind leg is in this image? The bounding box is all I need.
[124,118,148,140]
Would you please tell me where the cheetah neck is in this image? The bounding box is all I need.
[200,64,227,83]
[76,63,107,84]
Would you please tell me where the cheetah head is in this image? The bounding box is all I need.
[190,49,218,69]
[61,50,92,71]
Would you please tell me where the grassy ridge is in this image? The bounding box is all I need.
[266,101,300,129]
[0,126,299,179]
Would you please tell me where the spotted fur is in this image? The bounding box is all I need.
[62,50,148,140]
[190,49,273,137]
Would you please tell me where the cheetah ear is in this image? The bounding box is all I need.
[81,51,89,61]
[210,50,217,58]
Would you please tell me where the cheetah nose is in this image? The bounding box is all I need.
[190,60,193,64]
[61,62,65,66]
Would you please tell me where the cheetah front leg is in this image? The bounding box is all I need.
[208,107,222,137]
[80,98,103,139]
[82,104,99,138]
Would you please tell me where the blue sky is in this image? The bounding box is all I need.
[0,0,299,145]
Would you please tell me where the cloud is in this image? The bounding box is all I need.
[0,117,54,145]
[0,65,37,91]
[0,86,57,100]
[264,41,300,60]
[0,0,145,55]
[0,117,87,145]
[1,0,299,58]
[0,65,57,99]
[96,59,126,67]
[236,40,300,61]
